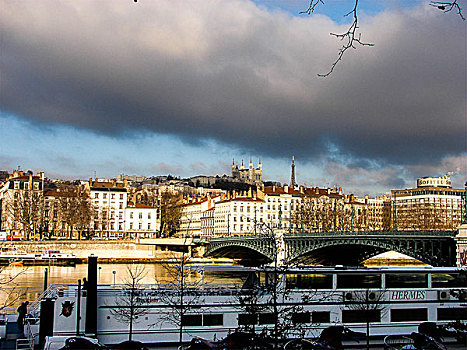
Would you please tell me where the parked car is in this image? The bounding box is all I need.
[42,336,106,350]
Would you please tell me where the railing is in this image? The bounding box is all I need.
[285,230,457,237]
[15,318,37,350]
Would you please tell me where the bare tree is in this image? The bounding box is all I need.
[342,289,388,350]
[75,194,93,239]
[137,190,159,208]
[159,190,182,237]
[4,190,43,240]
[110,265,149,341]
[154,230,203,345]
[57,187,92,239]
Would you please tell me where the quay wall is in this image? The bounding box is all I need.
[0,240,235,264]
[1,240,185,259]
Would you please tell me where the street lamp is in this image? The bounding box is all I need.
[112,270,116,286]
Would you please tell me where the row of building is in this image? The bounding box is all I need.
[0,164,465,240]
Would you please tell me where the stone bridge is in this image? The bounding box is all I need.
[204,231,458,266]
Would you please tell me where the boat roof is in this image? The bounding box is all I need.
[190,265,466,273]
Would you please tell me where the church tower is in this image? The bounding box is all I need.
[290,156,296,188]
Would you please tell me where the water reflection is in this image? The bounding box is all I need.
[0,263,245,309]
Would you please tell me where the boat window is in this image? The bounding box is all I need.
[286,274,333,289]
[386,273,427,288]
[336,274,381,289]
[432,273,467,288]
[238,314,257,325]
[258,313,276,325]
[437,308,467,321]
[203,314,223,326]
[391,308,427,322]
[311,311,330,323]
[181,314,202,326]
[342,309,380,323]
[292,312,310,324]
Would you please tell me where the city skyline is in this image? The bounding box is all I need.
[1,0,466,197]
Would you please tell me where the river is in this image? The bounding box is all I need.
[0,263,248,311]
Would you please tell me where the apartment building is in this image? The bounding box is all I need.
[391,175,465,231]
[86,178,128,238]
[124,203,159,239]
[213,197,265,235]
[0,171,45,239]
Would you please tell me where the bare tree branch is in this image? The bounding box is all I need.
[430,1,466,20]
[321,0,373,77]
[300,0,325,15]
[303,0,465,77]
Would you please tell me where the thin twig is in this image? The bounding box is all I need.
[430,1,466,20]
[300,0,325,15]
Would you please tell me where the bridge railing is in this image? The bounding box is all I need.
[283,230,456,237]
[208,230,457,241]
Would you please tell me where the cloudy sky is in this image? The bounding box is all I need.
[1,0,465,196]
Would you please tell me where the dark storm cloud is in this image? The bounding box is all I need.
[1,0,465,166]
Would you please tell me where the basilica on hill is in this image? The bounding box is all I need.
[231,159,262,186]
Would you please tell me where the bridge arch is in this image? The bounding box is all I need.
[205,236,274,266]
[205,231,457,267]
[284,232,456,266]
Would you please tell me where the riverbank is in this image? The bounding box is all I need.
[0,240,424,266]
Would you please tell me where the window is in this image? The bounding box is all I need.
[312,311,330,323]
[148,223,151,230]
[292,312,310,324]
[286,274,333,289]
[181,315,202,326]
[103,193,107,199]
[111,194,115,199]
[337,274,381,289]
[386,274,427,288]
[391,308,427,322]
[130,212,133,219]
[14,182,20,189]
[139,223,142,229]
[120,194,124,199]
[148,213,151,219]
[129,223,133,229]
[432,273,467,288]
[258,313,276,325]
[203,314,223,326]
[95,193,99,199]
[342,310,380,323]
[119,203,123,209]
[437,308,467,321]
[238,314,256,325]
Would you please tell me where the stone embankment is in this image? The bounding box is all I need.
[0,240,234,264]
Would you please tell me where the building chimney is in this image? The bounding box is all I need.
[284,185,289,193]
